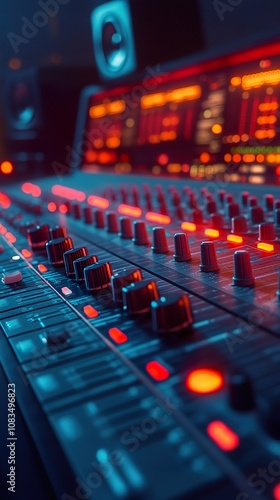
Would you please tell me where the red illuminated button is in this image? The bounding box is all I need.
[186,369,223,394]
[83,305,99,318]
[146,361,169,382]
[108,327,128,344]
[207,421,239,451]
[274,483,280,500]
[61,287,72,296]
[21,249,32,258]
[38,264,48,273]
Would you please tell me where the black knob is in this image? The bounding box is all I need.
[106,211,119,233]
[122,279,159,315]
[73,254,98,281]
[27,224,49,249]
[119,217,133,239]
[46,237,73,265]
[249,206,264,225]
[231,216,248,234]
[111,268,143,303]
[228,371,254,412]
[73,203,82,219]
[94,209,105,228]
[232,250,254,287]
[84,261,113,291]
[200,241,219,272]
[151,227,169,253]
[258,222,276,241]
[49,225,68,239]
[275,209,280,226]
[83,207,93,224]
[260,400,280,440]
[63,247,88,276]
[173,233,192,262]
[211,213,224,229]
[151,293,193,333]
[133,221,149,245]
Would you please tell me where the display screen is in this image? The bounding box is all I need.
[80,42,280,184]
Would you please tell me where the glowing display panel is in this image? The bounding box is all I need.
[81,42,280,184]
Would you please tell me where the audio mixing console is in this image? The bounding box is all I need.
[2,41,280,500]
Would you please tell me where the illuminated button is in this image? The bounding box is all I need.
[106,211,119,233]
[257,242,274,252]
[186,369,223,394]
[146,361,169,382]
[83,305,99,318]
[94,209,105,228]
[49,226,67,239]
[73,254,98,281]
[133,221,149,245]
[83,206,93,224]
[211,213,224,229]
[61,286,72,296]
[84,261,113,291]
[258,222,276,241]
[228,372,254,411]
[119,217,133,239]
[264,194,274,211]
[204,228,219,239]
[173,233,192,262]
[151,293,193,333]
[2,271,23,285]
[227,234,243,244]
[46,237,73,265]
[207,421,239,451]
[63,247,88,276]
[200,241,219,272]
[38,264,48,273]
[231,216,248,234]
[27,224,49,249]
[145,212,171,225]
[111,268,143,303]
[118,204,142,218]
[232,250,254,287]
[181,221,196,232]
[21,249,32,258]
[151,227,169,253]
[274,484,280,500]
[122,279,159,315]
[108,327,128,344]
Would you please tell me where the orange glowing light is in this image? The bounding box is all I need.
[48,202,57,212]
[85,151,97,163]
[8,58,22,70]
[145,212,171,225]
[87,195,109,209]
[61,287,73,296]
[106,137,121,148]
[259,101,279,111]
[5,232,16,243]
[108,327,128,344]
[204,229,220,238]
[158,154,169,165]
[146,361,169,382]
[59,204,68,214]
[242,68,280,90]
[257,242,274,252]
[167,163,181,172]
[0,225,7,234]
[224,154,232,162]
[21,182,41,197]
[273,484,280,500]
[186,369,223,394]
[52,185,86,202]
[141,85,201,109]
[232,154,241,163]
[207,421,240,451]
[256,154,265,163]
[230,76,241,87]
[200,152,210,163]
[21,249,32,258]
[38,264,48,273]
[243,154,255,163]
[98,151,117,164]
[181,221,196,232]
[118,204,142,217]
[1,161,13,175]
[212,124,223,134]
[141,92,166,109]
[83,305,99,318]
[89,104,107,118]
[227,234,243,244]
[107,100,125,115]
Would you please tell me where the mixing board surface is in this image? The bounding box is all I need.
[1,172,280,500]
